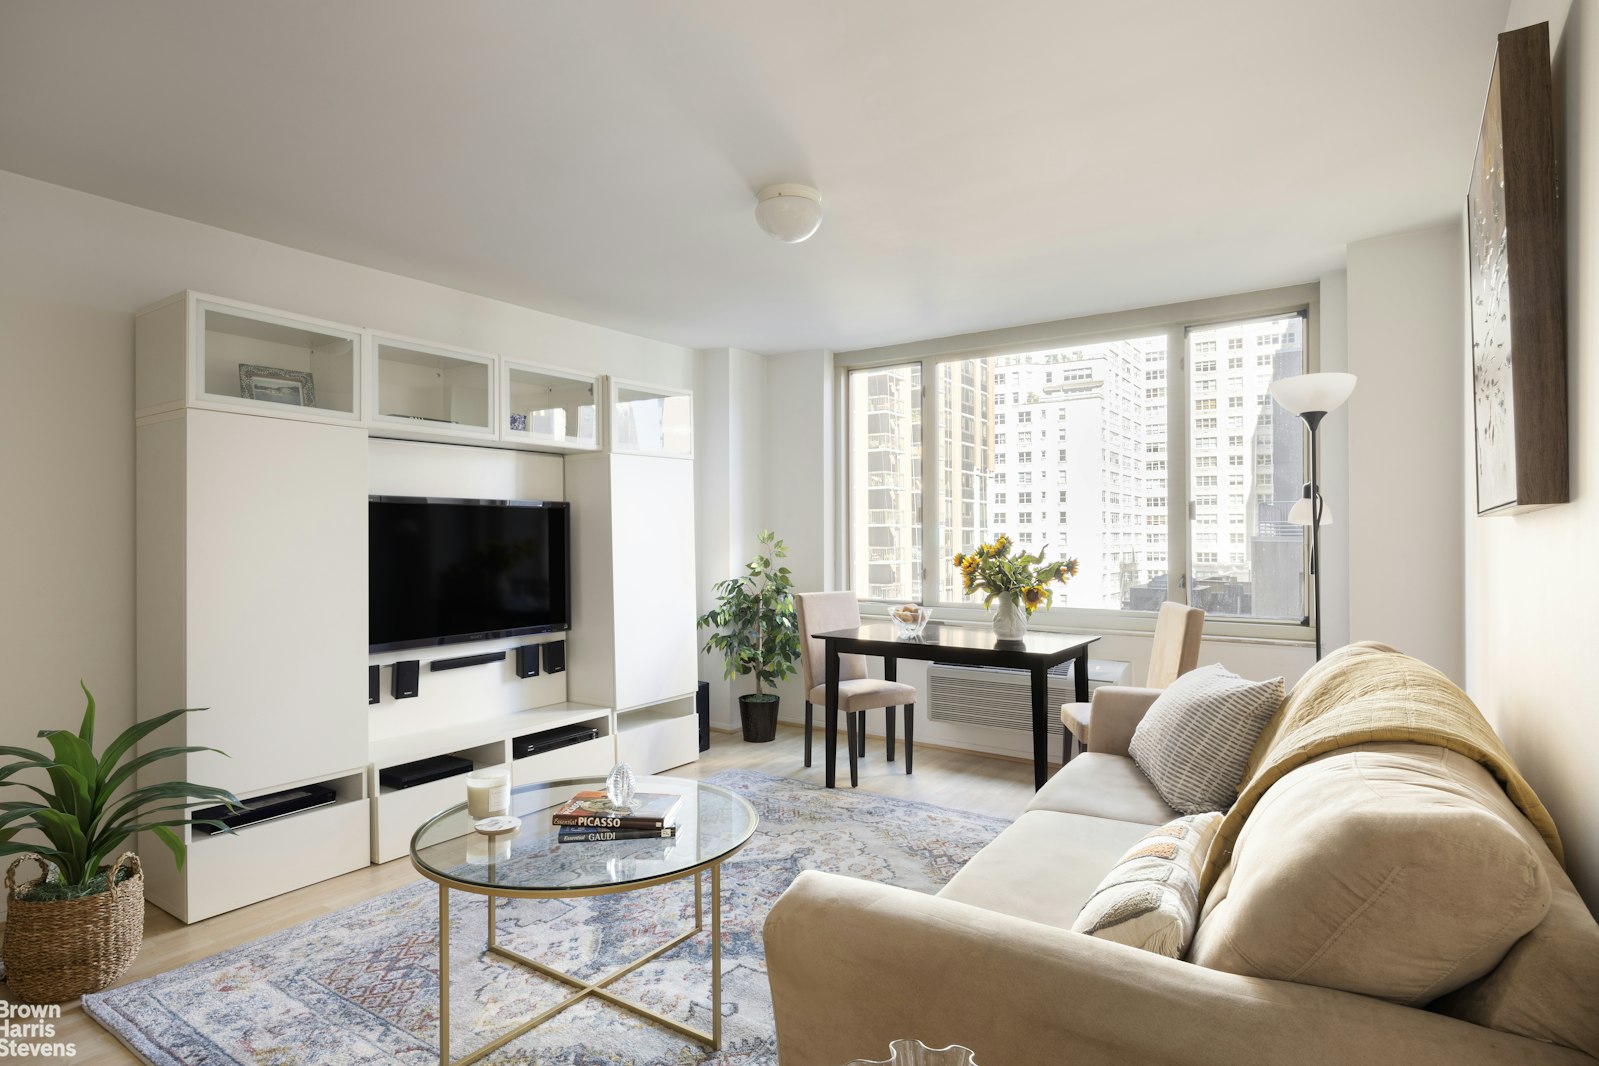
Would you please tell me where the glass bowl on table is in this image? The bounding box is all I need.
[890,604,931,640]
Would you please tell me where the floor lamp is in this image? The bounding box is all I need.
[1267,372,1356,660]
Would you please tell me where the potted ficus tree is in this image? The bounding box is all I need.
[697,530,802,743]
[0,684,239,1003]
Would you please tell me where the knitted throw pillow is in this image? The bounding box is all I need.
[1072,812,1223,957]
[1128,664,1284,815]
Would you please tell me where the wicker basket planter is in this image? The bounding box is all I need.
[2,852,143,1003]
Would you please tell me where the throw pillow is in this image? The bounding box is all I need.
[1128,664,1284,815]
[1072,812,1222,957]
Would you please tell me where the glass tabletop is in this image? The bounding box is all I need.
[410,775,758,893]
[816,621,1099,656]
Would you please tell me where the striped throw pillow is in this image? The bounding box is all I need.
[1072,812,1223,956]
[1128,664,1285,815]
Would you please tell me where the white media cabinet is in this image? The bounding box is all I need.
[134,291,700,923]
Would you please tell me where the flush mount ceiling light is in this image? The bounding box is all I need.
[754,183,823,243]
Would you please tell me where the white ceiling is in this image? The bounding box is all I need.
[0,1,1508,355]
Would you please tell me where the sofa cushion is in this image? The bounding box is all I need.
[1188,743,1551,1007]
[1128,664,1284,815]
[1029,752,1176,826]
[1072,812,1222,957]
[938,810,1152,930]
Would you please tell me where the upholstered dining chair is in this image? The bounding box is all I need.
[795,591,917,788]
[1061,600,1204,763]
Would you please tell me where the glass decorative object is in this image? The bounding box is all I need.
[605,762,637,812]
[845,1039,979,1066]
[891,604,931,640]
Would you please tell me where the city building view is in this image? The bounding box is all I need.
[849,314,1307,622]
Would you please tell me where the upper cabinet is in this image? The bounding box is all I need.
[610,378,693,458]
[136,292,364,425]
[136,293,696,459]
[367,334,498,443]
[501,361,602,452]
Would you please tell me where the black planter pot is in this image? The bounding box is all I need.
[739,695,781,743]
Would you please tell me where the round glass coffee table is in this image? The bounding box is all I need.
[411,775,757,1066]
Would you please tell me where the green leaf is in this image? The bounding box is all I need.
[94,707,208,790]
[31,808,89,884]
[99,745,228,804]
[150,826,186,871]
[95,781,239,837]
[78,681,96,748]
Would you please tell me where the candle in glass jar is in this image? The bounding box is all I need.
[466,767,509,819]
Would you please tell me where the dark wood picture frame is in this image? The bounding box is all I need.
[1467,21,1567,515]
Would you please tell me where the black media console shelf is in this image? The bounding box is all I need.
[429,650,508,672]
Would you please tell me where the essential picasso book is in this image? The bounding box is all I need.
[550,789,682,829]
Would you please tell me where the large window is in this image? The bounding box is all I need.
[843,294,1314,633]
[1185,315,1305,621]
[847,364,922,601]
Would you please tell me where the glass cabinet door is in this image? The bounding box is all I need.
[369,336,497,439]
[502,362,600,450]
[194,299,362,421]
[610,379,693,458]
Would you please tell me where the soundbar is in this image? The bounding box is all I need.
[193,783,337,835]
[429,650,508,672]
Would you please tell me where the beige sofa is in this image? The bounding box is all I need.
[765,687,1599,1066]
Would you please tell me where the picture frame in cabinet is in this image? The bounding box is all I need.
[240,363,316,407]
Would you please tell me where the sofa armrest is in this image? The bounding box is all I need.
[1085,685,1163,755]
[763,871,1589,1066]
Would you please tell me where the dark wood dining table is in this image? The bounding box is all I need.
[813,622,1101,790]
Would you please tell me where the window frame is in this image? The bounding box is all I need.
[836,284,1319,642]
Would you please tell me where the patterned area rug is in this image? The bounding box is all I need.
[84,770,1009,1065]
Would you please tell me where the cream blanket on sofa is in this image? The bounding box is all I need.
[1199,642,1564,896]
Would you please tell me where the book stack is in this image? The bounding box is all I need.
[552,789,683,843]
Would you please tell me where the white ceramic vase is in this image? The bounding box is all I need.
[991,595,1027,641]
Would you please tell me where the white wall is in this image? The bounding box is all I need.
[1345,224,1467,680]
[762,350,837,717]
[694,348,769,729]
[1466,0,1599,907]
[0,169,696,784]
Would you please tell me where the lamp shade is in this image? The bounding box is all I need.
[1269,372,1357,416]
[755,183,823,243]
[1288,495,1333,526]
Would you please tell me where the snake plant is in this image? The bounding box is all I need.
[0,684,240,894]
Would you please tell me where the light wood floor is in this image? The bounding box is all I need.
[8,723,1044,1063]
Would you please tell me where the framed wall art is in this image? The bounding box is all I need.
[1467,20,1567,515]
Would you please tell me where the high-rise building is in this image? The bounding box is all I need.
[849,316,1303,620]
[850,360,995,602]
[849,366,921,600]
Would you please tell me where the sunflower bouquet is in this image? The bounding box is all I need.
[953,533,1080,615]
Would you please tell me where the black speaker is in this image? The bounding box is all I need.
[392,659,420,700]
[696,680,711,752]
[369,664,380,705]
[515,644,540,678]
[542,640,566,674]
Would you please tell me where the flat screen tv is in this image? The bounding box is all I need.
[369,495,570,652]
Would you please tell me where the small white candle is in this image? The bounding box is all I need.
[466,767,510,819]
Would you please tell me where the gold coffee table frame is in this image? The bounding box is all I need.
[410,783,756,1066]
